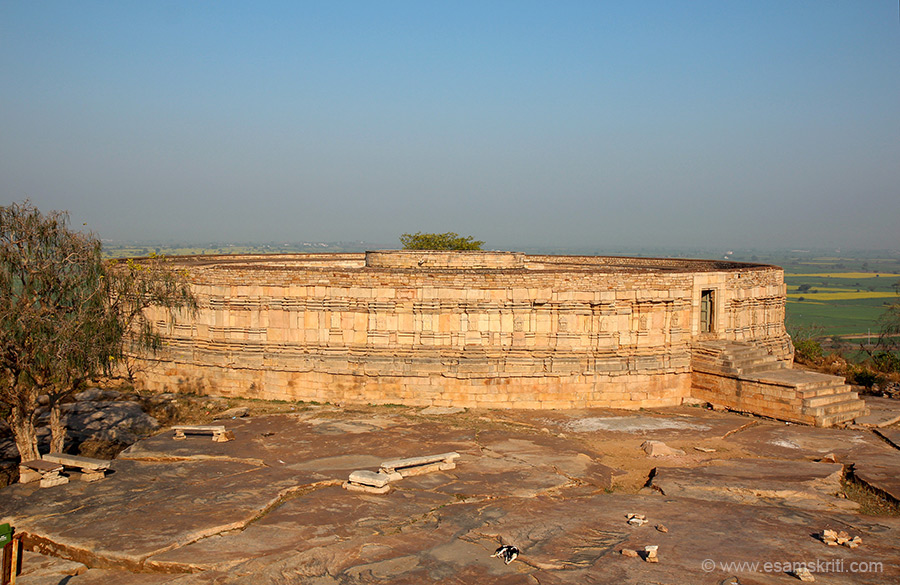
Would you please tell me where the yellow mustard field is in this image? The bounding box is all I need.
[786,291,895,301]
[790,272,895,279]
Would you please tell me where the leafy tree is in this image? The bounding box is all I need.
[106,254,197,382]
[1,203,108,459]
[858,279,900,373]
[787,322,824,364]
[875,280,900,351]
[0,202,195,461]
[399,232,484,250]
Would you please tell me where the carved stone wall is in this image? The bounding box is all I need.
[133,252,791,409]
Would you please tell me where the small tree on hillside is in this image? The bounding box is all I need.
[0,202,196,460]
[878,280,900,344]
[865,279,900,371]
[106,255,197,382]
[399,232,484,250]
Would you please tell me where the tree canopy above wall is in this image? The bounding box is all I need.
[399,232,484,251]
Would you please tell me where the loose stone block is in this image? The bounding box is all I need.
[43,452,110,471]
[342,481,390,494]
[80,470,107,482]
[641,440,685,457]
[172,425,233,442]
[18,467,43,484]
[348,470,393,488]
[626,513,648,527]
[40,473,69,488]
[20,459,65,486]
[380,452,460,475]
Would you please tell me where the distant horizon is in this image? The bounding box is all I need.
[100,237,900,257]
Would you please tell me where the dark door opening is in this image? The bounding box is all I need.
[700,289,714,334]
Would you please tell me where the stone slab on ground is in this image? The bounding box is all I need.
[850,448,900,502]
[120,413,475,472]
[534,407,751,440]
[18,569,187,585]
[4,458,324,570]
[145,485,455,572]
[649,458,857,511]
[723,420,900,503]
[28,493,900,585]
[726,422,883,462]
[875,426,900,450]
[419,406,466,415]
[6,407,900,585]
[16,550,87,581]
[855,397,900,427]
[3,412,615,575]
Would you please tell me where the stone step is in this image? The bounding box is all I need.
[803,389,858,409]
[749,369,845,392]
[733,360,787,374]
[692,344,769,357]
[692,346,785,376]
[803,397,868,418]
[816,407,870,428]
[722,347,769,359]
[707,356,779,369]
[792,378,848,394]
[692,340,864,428]
[692,353,777,366]
[797,385,843,400]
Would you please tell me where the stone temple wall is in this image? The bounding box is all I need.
[132,251,792,410]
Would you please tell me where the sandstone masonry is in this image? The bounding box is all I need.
[132,251,811,415]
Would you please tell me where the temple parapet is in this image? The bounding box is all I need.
[132,252,798,415]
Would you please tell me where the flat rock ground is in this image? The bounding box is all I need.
[2,402,900,585]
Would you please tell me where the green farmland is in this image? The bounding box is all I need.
[781,263,899,339]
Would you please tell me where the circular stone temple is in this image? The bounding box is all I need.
[133,250,810,414]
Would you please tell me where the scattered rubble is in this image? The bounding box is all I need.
[642,545,659,563]
[642,440,685,457]
[794,566,815,581]
[626,513,648,526]
[873,381,900,400]
[216,406,250,419]
[819,529,862,548]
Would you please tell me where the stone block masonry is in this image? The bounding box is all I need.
[132,251,793,412]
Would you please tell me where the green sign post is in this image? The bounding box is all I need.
[1,523,17,585]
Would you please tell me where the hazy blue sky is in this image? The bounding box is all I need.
[2,1,898,250]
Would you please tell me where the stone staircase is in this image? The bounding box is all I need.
[692,341,787,376]
[691,340,868,427]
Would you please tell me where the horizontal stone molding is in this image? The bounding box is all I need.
[131,253,791,410]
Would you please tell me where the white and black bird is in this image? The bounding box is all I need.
[491,544,519,565]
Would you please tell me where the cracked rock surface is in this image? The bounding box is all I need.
[3,404,900,584]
